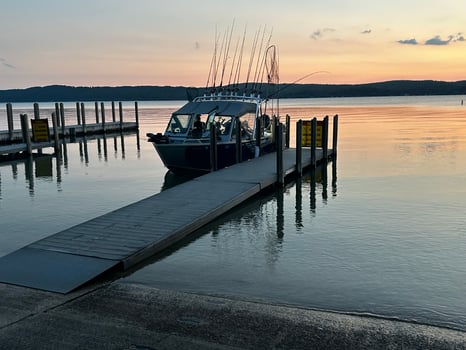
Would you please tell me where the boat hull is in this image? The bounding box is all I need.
[152,141,274,173]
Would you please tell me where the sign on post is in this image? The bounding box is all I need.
[302,120,323,147]
[31,119,50,142]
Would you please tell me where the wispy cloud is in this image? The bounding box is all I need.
[398,33,464,46]
[398,38,418,45]
[361,29,372,34]
[0,57,16,69]
[311,28,336,40]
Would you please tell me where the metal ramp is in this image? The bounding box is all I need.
[0,247,119,293]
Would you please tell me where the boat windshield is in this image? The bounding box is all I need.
[165,114,192,135]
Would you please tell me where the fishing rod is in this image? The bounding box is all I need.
[265,71,330,99]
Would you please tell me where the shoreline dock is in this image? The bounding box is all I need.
[0,147,332,293]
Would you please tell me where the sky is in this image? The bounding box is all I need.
[1,0,465,89]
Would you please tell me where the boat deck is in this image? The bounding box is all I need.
[0,148,331,293]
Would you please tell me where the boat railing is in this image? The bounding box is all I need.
[195,92,262,104]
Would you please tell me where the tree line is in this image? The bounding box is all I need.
[1,80,465,102]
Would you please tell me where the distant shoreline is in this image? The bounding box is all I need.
[1,80,465,103]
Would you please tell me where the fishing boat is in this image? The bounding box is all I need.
[147,28,282,173]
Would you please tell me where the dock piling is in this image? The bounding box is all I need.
[55,103,60,127]
[285,114,290,149]
[60,103,65,137]
[81,103,87,134]
[332,114,339,159]
[51,112,60,155]
[119,102,123,130]
[322,115,329,161]
[101,102,106,133]
[76,102,81,125]
[235,118,242,163]
[20,114,32,154]
[296,120,303,176]
[311,117,317,168]
[111,102,116,123]
[134,102,139,128]
[6,103,14,142]
[210,123,218,171]
[95,102,99,124]
[276,122,284,186]
[33,103,40,120]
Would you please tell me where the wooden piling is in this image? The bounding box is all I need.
[210,123,218,171]
[285,114,290,149]
[235,118,242,163]
[55,103,60,127]
[95,102,99,124]
[296,120,303,176]
[332,114,339,158]
[81,103,87,134]
[276,122,284,186]
[60,103,65,136]
[255,116,261,156]
[33,103,40,120]
[119,102,123,130]
[101,102,106,133]
[311,117,317,168]
[20,114,32,154]
[322,115,329,161]
[51,112,60,155]
[111,101,116,122]
[6,103,14,141]
[134,101,139,128]
[76,102,81,125]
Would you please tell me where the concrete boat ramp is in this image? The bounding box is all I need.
[0,148,328,293]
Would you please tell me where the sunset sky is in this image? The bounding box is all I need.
[1,0,465,89]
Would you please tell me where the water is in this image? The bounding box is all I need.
[1,96,465,331]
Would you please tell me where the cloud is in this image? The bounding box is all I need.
[0,58,16,69]
[397,33,464,46]
[398,38,418,45]
[194,41,200,50]
[425,35,451,45]
[425,33,464,45]
[361,29,372,34]
[311,28,335,40]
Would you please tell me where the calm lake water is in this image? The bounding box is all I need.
[1,96,465,331]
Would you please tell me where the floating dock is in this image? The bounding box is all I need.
[0,148,332,293]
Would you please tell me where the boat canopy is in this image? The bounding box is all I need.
[174,100,257,117]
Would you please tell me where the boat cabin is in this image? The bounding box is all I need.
[164,98,259,143]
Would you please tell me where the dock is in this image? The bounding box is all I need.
[0,147,332,293]
[0,101,139,157]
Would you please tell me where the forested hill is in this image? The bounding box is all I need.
[1,80,466,102]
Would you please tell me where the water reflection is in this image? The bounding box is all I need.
[123,160,337,278]
[0,131,138,196]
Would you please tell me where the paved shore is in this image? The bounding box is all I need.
[1,281,465,349]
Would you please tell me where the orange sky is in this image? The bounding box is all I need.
[1,1,465,89]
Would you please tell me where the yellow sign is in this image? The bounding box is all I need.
[302,120,322,147]
[31,119,50,142]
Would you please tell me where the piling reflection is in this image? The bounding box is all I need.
[0,131,138,196]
